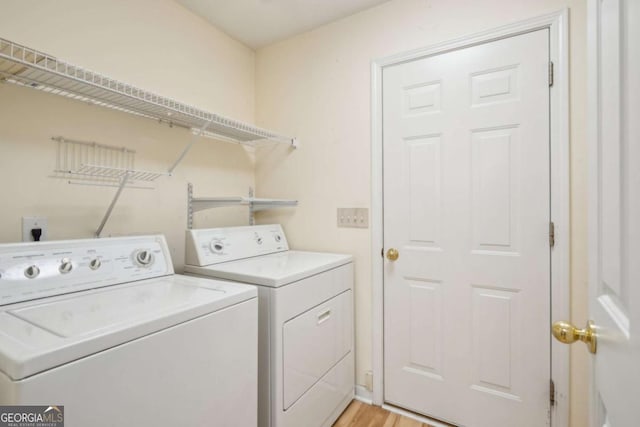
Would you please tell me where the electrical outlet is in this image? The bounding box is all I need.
[22,216,48,242]
[364,371,374,392]
[337,208,368,228]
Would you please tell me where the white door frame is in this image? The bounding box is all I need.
[370,10,570,426]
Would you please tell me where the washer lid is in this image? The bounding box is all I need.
[184,250,353,287]
[0,275,256,380]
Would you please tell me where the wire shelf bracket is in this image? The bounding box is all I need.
[95,172,130,238]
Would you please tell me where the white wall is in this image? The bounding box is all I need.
[254,1,588,425]
[0,0,258,269]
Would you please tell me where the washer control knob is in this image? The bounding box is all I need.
[89,258,101,270]
[135,250,154,267]
[210,241,224,253]
[274,234,282,242]
[24,265,40,279]
[59,258,73,274]
[256,237,263,245]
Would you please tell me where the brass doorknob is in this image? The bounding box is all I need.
[552,320,597,354]
[386,248,399,261]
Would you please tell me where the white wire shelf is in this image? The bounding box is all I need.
[50,136,172,237]
[0,37,298,147]
[51,136,167,188]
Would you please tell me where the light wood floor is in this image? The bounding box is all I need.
[333,400,434,427]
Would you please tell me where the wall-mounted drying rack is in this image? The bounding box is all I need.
[187,183,297,228]
[52,135,180,237]
[52,136,167,190]
[0,36,298,148]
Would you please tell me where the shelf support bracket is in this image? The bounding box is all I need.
[167,119,214,175]
[186,183,297,229]
[96,172,130,237]
[187,182,194,230]
[248,187,255,226]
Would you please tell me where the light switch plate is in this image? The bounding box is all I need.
[337,208,369,228]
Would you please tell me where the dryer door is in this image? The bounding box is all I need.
[282,290,352,409]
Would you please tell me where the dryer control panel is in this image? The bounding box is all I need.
[0,235,173,306]
[185,224,289,266]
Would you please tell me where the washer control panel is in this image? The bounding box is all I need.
[0,235,172,306]
[185,224,289,266]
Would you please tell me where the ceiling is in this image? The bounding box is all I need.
[176,0,390,49]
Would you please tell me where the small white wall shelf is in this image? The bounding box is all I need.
[0,37,298,148]
[51,136,172,237]
[188,184,297,228]
[52,136,167,189]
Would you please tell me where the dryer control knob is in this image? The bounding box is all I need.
[89,258,101,270]
[210,241,224,253]
[59,258,73,274]
[135,250,154,267]
[24,265,40,279]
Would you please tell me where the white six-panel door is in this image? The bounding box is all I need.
[588,0,640,425]
[383,30,551,426]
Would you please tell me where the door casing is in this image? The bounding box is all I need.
[370,10,570,427]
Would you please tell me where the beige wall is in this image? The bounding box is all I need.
[0,0,258,269]
[254,0,588,425]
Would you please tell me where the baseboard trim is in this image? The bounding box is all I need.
[354,385,373,405]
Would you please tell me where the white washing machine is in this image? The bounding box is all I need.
[0,235,257,427]
[184,224,354,427]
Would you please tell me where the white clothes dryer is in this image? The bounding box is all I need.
[0,235,257,427]
[184,224,354,427]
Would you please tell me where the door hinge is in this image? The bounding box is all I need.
[549,61,554,87]
[549,221,555,247]
[550,379,556,406]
